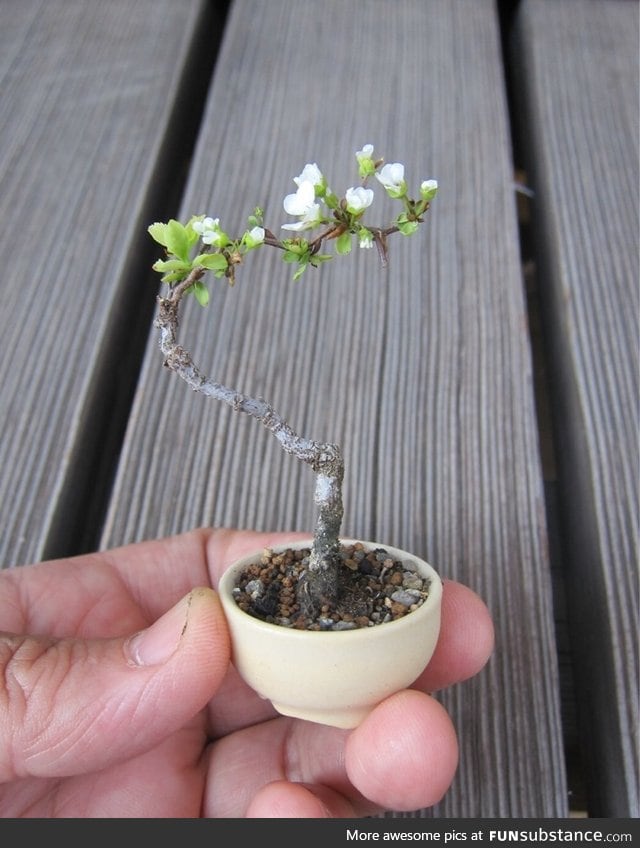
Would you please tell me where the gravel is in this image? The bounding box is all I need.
[230,541,432,631]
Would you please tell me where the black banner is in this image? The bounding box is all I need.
[0,817,638,846]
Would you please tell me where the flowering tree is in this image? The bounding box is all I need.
[149,144,437,613]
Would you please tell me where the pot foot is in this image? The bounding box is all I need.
[270,700,371,729]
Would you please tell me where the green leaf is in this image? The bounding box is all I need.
[152,258,191,273]
[335,231,352,255]
[190,280,210,306]
[292,263,308,281]
[164,219,191,261]
[309,253,332,267]
[152,257,192,283]
[193,252,228,271]
[149,219,194,259]
[185,215,205,247]
[148,222,170,248]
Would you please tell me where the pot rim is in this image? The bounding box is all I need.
[218,537,443,639]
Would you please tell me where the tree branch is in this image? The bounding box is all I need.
[155,269,344,573]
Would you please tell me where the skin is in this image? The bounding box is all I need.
[0,528,494,818]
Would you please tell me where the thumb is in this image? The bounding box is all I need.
[0,587,229,781]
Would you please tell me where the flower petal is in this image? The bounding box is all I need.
[283,180,316,215]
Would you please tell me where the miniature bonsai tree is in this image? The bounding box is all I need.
[149,145,437,616]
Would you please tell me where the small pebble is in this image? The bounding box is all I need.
[403,572,424,590]
[391,589,422,607]
[332,620,357,631]
[244,579,263,599]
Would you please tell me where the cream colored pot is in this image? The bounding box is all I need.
[218,539,443,729]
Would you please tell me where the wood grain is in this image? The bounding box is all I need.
[0,0,208,566]
[513,0,639,818]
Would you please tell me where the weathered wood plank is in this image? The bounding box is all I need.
[0,0,211,567]
[101,0,567,817]
[512,0,639,818]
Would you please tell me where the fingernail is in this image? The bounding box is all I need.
[125,592,193,667]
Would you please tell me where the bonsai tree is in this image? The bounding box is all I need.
[149,144,437,618]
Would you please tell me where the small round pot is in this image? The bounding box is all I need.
[218,539,443,729]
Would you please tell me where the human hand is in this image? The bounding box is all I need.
[0,528,493,817]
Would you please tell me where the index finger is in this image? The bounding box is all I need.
[104,527,309,621]
[414,580,494,692]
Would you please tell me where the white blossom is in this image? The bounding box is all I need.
[282,181,323,230]
[356,144,376,178]
[356,143,374,160]
[244,226,265,248]
[344,186,374,214]
[294,163,324,188]
[375,163,406,192]
[193,216,224,245]
[193,216,217,235]
[358,230,374,249]
[420,179,439,199]
[281,205,322,231]
[283,180,316,216]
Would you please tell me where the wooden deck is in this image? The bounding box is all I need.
[1,0,637,819]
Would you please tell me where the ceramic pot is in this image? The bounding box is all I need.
[218,539,443,728]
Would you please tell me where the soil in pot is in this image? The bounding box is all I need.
[230,541,433,631]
